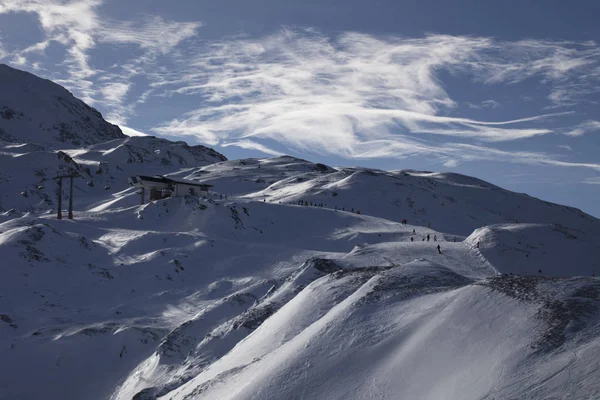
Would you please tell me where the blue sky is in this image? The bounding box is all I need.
[0,0,599,216]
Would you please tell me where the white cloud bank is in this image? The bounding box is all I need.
[149,30,600,169]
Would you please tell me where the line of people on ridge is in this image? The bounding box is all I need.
[296,199,363,214]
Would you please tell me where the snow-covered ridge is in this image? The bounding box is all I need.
[0,135,227,213]
[183,155,598,236]
[0,64,125,147]
[466,223,600,277]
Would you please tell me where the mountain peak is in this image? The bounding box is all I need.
[0,63,125,147]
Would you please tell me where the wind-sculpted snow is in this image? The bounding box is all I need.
[164,270,600,400]
[478,275,600,351]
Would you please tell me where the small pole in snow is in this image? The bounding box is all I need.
[57,177,63,220]
[68,175,74,219]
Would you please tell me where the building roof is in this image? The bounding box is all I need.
[130,175,213,188]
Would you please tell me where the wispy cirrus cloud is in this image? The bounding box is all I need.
[467,100,500,109]
[0,0,201,124]
[148,30,600,170]
[222,140,284,156]
[557,144,573,151]
[98,16,200,55]
[583,176,600,185]
[565,120,600,137]
[321,134,600,171]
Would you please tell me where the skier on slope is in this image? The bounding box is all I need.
[434,235,437,242]
[427,234,430,241]
[437,244,441,254]
[410,237,414,242]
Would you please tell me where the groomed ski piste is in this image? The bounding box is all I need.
[2,156,600,400]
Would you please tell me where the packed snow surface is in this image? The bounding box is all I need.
[2,65,600,400]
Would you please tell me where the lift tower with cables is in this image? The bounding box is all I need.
[54,172,79,220]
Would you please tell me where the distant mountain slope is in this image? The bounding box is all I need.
[184,156,599,236]
[0,64,125,147]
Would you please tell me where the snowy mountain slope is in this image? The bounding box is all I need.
[163,272,600,400]
[1,156,599,399]
[0,64,124,147]
[0,197,453,400]
[184,156,598,236]
[0,64,226,214]
[1,192,598,400]
[466,223,600,277]
[0,128,226,213]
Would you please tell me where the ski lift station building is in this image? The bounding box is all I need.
[128,175,213,201]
